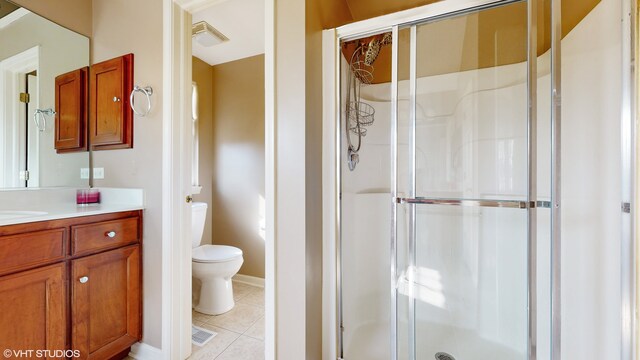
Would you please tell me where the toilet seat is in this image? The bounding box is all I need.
[193,245,243,263]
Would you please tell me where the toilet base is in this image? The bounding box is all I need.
[194,276,235,315]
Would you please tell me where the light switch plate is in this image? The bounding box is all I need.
[93,167,105,179]
[80,168,90,179]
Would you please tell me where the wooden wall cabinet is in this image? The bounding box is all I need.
[0,211,142,360]
[90,54,134,150]
[54,54,135,152]
[55,67,88,153]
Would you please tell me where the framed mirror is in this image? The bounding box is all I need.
[0,0,89,189]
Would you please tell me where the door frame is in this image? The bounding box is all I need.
[622,0,637,359]
[160,2,193,359]
[321,0,568,359]
[0,46,39,188]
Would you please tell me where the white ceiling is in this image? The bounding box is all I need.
[192,0,264,66]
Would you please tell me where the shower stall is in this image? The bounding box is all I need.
[323,0,635,359]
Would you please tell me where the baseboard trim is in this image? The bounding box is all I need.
[233,274,265,288]
[129,342,162,360]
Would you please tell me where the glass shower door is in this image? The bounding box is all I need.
[394,2,533,359]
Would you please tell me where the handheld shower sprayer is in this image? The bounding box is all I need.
[344,32,392,171]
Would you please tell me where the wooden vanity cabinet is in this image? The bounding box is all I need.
[0,263,67,359]
[72,245,141,360]
[55,67,88,153]
[90,54,134,150]
[0,211,142,360]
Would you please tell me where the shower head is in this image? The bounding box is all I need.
[363,33,392,66]
[364,38,381,66]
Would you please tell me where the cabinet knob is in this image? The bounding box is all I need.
[79,276,89,284]
[106,231,117,238]
[113,96,121,102]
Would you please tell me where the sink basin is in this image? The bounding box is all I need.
[0,211,48,220]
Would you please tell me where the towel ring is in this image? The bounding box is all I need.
[130,85,153,117]
[33,108,56,132]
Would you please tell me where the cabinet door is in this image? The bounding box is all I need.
[72,245,141,360]
[0,263,66,359]
[55,67,88,153]
[89,54,133,150]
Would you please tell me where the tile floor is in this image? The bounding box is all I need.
[189,281,265,360]
[125,281,264,360]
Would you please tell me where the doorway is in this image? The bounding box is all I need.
[185,1,267,359]
[0,46,38,188]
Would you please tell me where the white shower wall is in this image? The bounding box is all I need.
[341,192,392,360]
[343,62,532,358]
[344,36,534,360]
[560,0,622,357]
[341,0,622,358]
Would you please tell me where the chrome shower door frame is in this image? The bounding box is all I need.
[621,0,637,359]
[332,0,564,359]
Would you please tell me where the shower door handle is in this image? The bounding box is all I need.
[395,197,552,209]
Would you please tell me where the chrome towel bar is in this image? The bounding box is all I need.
[395,197,552,209]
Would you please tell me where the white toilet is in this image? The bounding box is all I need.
[191,202,244,315]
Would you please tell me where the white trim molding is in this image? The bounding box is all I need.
[234,274,265,288]
[172,0,228,14]
[129,342,163,360]
[621,0,637,358]
[321,28,338,360]
[264,0,276,359]
[162,1,193,360]
[0,46,39,188]
[0,8,29,30]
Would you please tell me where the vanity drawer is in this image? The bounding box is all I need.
[71,217,140,256]
[0,228,66,276]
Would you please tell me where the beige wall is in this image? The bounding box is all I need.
[209,55,265,278]
[91,0,164,349]
[273,0,326,357]
[7,0,162,350]
[12,0,92,38]
[275,0,307,354]
[192,57,213,252]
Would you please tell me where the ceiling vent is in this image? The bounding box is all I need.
[192,21,228,47]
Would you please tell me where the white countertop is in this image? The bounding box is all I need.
[0,188,145,226]
[0,204,144,227]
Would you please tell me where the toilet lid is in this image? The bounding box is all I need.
[193,245,243,263]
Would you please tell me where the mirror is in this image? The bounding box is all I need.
[0,0,89,189]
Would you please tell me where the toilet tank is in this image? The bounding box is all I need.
[191,202,208,248]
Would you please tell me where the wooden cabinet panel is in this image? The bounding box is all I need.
[55,67,88,153]
[0,211,142,360]
[71,217,140,257]
[90,54,133,150]
[0,263,66,359]
[0,228,66,276]
[72,245,141,360]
